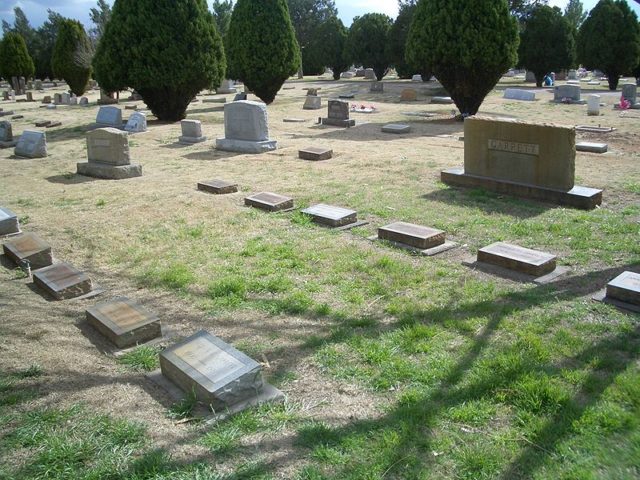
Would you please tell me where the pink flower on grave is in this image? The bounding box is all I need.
[619,95,630,110]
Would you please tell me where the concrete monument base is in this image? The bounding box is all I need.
[441,167,602,210]
[77,161,142,179]
[321,118,355,127]
[215,138,277,154]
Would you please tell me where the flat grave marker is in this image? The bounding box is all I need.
[503,89,536,101]
[576,142,608,153]
[301,204,361,228]
[298,146,333,161]
[593,271,640,313]
[156,330,283,411]
[2,232,52,269]
[32,262,93,300]
[379,222,444,249]
[382,124,411,134]
[245,192,293,212]
[0,207,20,236]
[86,297,161,348]
[197,179,238,195]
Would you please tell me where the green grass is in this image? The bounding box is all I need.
[117,346,161,372]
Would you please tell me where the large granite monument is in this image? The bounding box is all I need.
[216,101,277,153]
[77,128,142,179]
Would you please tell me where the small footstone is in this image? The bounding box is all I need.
[244,192,293,212]
[11,115,23,120]
[606,271,640,305]
[34,120,51,127]
[0,207,20,236]
[160,330,275,409]
[301,204,357,227]
[32,262,93,300]
[382,124,411,134]
[477,242,556,277]
[283,118,306,123]
[86,297,162,348]
[378,222,444,249]
[2,232,52,269]
[576,142,608,153]
[338,94,355,99]
[197,179,238,194]
[45,121,62,128]
[298,146,332,161]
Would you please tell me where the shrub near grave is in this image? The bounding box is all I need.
[93,0,226,121]
[51,19,93,96]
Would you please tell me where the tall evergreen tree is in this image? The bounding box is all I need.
[312,15,348,80]
[287,0,337,75]
[564,0,588,30]
[52,19,93,96]
[93,0,226,121]
[227,0,300,103]
[578,0,640,90]
[346,13,393,81]
[519,5,575,86]
[33,10,66,80]
[387,1,418,79]
[407,0,518,117]
[89,0,112,43]
[0,32,35,88]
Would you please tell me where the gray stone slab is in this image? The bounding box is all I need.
[216,138,277,153]
[576,142,608,153]
[299,147,333,161]
[34,120,51,127]
[431,96,454,104]
[0,207,20,236]
[15,130,47,158]
[45,121,62,128]
[301,204,357,227]
[2,232,52,269]
[503,89,536,101]
[322,100,354,127]
[179,119,207,144]
[197,179,238,194]
[477,242,556,277]
[77,162,142,180]
[96,106,123,128]
[159,330,264,409]
[338,94,355,99]
[283,118,306,123]
[378,222,445,249]
[86,297,161,348]
[369,235,457,256]
[575,125,615,133]
[124,112,147,133]
[382,124,411,134]
[303,96,322,110]
[87,128,130,165]
[245,192,293,212]
[606,271,640,305]
[32,262,93,300]
[321,118,355,127]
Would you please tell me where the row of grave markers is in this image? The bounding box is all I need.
[0,211,284,417]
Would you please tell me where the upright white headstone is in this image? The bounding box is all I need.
[124,111,147,133]
[587,95,600,116]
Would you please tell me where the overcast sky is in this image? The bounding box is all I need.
[1,0,639,32]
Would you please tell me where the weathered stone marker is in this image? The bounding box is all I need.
[621,83,638,107]
[33,262,93,299]
[298,146,333,161]
[77,128,142,179]
[303,96,322,110]
[2,232,52,269]
[0,207,20,236]
[159,330,267,409]
[124,111,147,133]
[477,242,556,277]
[244,192,293,212]
[503,89,536,101]
[86,297,162,348]
[441,116,602,209]
[553,85,584,104]
[96,106,123,128]
[179,120,207,144]
[587,94,600,116]
[321,100,355,127]
[301,204,357,227]
[576,142,607,153]
[217,79,237,94]
[197,179,238,194]
[0,120,17,148]
[216,101,277,153]
[606,271,640,305]
[378,222,445,250]
[14,131,47,158]
[382,124,411,134]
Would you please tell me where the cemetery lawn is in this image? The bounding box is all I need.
[1,77,639,479]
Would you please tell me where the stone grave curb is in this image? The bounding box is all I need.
[462,257,570,285]
[367,236,458,257]
[592,289,640,314]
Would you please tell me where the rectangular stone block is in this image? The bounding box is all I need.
[378,222,445,249]
[463,116,575,191]
[606,271,640,305]
[32,262,93,300]
[96,106,123,128]
[15,130,47,158]
[554,85,581,103]
[87,128,130,165]
[245,192,293,212]
[0,207,20,236]
[197,179,238,194]
[503,89,536,101]
[179,119,207,144]
[299,147,333,161]
[477,242,556,277]
[382,124,411,134]
[576,142,607,154]
[301,204,357,227]
[2,232,52,269]
[303,96,322,110]
[76,162,142,180]
[327,100,350,120]
[86,297,161,348]
[160,330,264,409]
[223,100,269,142]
